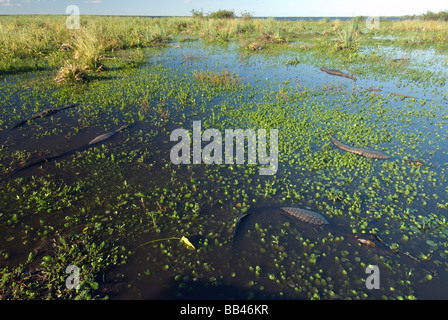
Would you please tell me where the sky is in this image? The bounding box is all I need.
[0,0,447,17]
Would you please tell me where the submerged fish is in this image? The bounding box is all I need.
[231,205,418,266]
[10,104,76,129]
[329,134,390,160]
[232,207,329,246]
[88,124,130,145]
[320,67,357,81]
[391,57,410,63]
[280,207,330,225]
[88,132,116,145]
[387,92,417,99]
[9,123,131,175]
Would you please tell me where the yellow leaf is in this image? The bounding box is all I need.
[180,236,195,250]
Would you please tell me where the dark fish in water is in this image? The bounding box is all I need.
[10,104,76,129]
[9,124,131,176]
[232,206,329,245]
[391,57,409,63]
[11,119,28,129]
[366,87,381,92]
[231,206,420,265]
[320,67,357,81]
[88,124,130,145]
[329,134,390,160]
[387,92,417,99]
[88,132,116,145]
[280,207,330,225]
[232,211,252,240]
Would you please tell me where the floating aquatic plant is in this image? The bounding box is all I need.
[192,69,242,88]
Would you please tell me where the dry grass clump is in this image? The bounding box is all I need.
[258,32,286,44]
[239,29,286,51]
[54,61,88,85]
[248,42,263,51]
[55,28,106,84]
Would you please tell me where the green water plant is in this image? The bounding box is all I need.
[192,69,241,88]
[286,57,299,66]
[0,233,127,299]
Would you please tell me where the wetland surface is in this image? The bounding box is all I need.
[1,16,448,300]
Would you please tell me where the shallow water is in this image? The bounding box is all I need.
[1,39,448,299]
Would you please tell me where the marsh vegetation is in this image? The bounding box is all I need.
[1,12,448,300]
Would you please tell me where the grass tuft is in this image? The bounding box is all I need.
[54,61,88,84]
[73,28,105,71]
[336,25,360,50]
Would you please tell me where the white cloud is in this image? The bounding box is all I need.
[0,0,22,6]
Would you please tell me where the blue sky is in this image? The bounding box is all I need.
[1,0,447,17]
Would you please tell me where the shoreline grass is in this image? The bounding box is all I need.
[2,14,448,74]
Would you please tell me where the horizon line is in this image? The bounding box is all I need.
[0,13,425,18]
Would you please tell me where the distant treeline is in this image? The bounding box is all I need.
[189,8,448,22]
[421,10,448,21]
[190,9,252,19]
